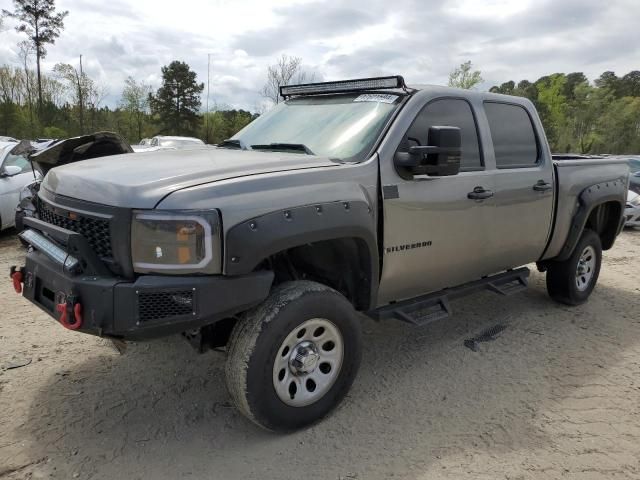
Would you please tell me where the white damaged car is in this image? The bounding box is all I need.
[0,141,41,231]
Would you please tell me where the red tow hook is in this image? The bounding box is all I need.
[55,303,67,324]
[9,266,24,294]
[56,296,83,330]
[11,271,23,294]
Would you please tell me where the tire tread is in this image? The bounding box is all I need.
[225,281,349,430]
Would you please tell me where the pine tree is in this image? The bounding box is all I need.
[149,61,204,136]
[3,0,68,113]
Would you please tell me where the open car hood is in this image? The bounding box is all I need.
[21,132,133,175]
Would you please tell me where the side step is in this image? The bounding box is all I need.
[369,267,529,327]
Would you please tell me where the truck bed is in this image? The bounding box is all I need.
[543,158,630,260]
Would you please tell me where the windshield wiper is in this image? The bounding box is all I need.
[218,138,249,150]
[250,143,315,155]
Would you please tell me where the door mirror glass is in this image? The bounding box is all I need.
[0,165,22,177]
[394,126,462,177]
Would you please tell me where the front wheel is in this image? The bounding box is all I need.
[225,281,362,431]
[546,229,602,305]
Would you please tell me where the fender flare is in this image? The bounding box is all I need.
[224,200,379,307]
[556,179,626,261]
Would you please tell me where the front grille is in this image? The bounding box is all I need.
[38,199,112,258]
[138,291,195,322]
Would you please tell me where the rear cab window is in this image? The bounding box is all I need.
[400,98,483,171]
[484,102,539,168]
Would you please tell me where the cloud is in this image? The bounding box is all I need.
[232,2,379,56]
[0,0,637,110]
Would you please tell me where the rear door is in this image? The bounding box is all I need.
[377,97,498,304]
[482,101,554,269]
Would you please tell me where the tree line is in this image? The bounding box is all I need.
[489,71,640,154]
[0,59,257,143]
[0,0,256,144]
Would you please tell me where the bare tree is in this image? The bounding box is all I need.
[54,60,98,134]
[448,61,483,90]
[17,40,36,131]
[0,66,22,104]
[120,76,152,141]
[261,54,318,104]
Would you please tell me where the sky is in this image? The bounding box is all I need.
[1,0,639,111]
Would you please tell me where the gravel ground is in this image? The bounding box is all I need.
[1,228,639,480]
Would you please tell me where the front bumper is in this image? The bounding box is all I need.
[16,245,273,341]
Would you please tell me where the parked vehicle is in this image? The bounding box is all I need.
[626,170,640,227]
[131,144,155,153]
[0,136,19,143]
[0,141,41,231]
[149,135,205,149]
[132,138,154,153]
[11,76,629,431]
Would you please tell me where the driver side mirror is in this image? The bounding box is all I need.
[394,126,462,177]
[0,165,22,178]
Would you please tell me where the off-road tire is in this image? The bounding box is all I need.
[546,229,602,305]
[225,280,362,432]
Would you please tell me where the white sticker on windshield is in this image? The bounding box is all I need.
[353,93,398,104]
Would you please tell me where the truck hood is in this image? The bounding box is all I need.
[41,147,339,208]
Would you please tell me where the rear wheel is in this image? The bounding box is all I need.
[546,229,602,305]
[225,281,362,431]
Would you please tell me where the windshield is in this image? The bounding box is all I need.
[231,93,401,161]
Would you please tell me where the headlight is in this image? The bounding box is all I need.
[131,210,222,274]
[19,182,38,201]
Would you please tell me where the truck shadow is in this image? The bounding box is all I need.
[20,274,640,479]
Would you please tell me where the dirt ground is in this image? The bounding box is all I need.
[0,228,638,480]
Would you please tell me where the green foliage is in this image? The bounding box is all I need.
[0,61,253,145]
[491,70,640,154]
[200,109,256,144]
[42,125,66,138]
[448,61,483,90]
[120,76,152,142]
[149,61,204,136]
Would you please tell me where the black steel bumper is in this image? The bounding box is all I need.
[16,239,273,341]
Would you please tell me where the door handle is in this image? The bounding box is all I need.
[533,180,552,192]
[467,186,494,200]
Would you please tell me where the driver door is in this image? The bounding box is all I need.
[377,97,497,304]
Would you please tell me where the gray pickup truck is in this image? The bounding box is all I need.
[11,76,629,431]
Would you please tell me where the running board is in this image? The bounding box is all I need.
[369,267,529,327]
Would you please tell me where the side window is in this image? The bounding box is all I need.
[2,153,29,173]
[484,102,539,168]
[403,98,482,170]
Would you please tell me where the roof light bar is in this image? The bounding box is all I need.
[280,75,406,98]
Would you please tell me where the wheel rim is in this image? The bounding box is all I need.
[272,318,344,407]
[575,245,596,291]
